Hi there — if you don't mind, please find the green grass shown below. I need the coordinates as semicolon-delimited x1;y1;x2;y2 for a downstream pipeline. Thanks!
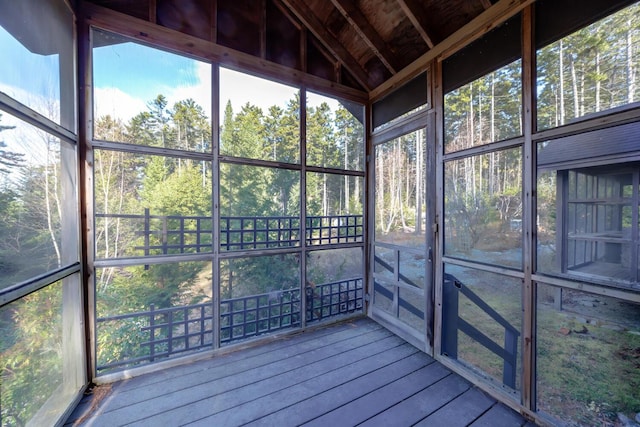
537;305;640;426
446;274;640;427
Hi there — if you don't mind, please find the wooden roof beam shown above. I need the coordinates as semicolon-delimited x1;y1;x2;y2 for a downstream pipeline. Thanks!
396;0;435;49
371;0;534;101
279;0;372;91
81;2;368;103
330;0;399;74
480;0;493;10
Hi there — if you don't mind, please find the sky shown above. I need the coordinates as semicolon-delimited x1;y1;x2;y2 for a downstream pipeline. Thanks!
92;30;340;124
0;25;346;169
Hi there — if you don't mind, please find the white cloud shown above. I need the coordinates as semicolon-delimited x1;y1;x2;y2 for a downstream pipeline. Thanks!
219;67;298;114
94;62;213;123
93;87;147;124
0;83;60;124
166;61;212;118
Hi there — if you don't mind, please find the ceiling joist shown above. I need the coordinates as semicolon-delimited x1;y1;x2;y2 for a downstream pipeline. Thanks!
81;2;368;103
279;0;372;91
371;0;534;101
396;0;435;49
330;0;399;75
480;0;493;10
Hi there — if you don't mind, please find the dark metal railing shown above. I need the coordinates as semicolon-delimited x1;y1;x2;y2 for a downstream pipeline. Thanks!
95;301;214;371
372;254;424;319
96;278;363;372
96;210;363;255
306;215;364;246
441;273;520;389
220;216;300;251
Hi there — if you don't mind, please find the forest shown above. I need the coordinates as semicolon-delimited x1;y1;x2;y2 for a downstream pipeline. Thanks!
444;3;640;267
1;4;639;424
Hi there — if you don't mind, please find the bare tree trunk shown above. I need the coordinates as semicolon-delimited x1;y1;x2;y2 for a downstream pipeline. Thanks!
45;136;61;267
570;57;580;119
415;128;423;234
628;20;636;104
377;149;385;232
490;72;496;196
344;132;349;214
177;125;182;174
322;172;328;216
478;86;483;192
354;171;360;212
595;49;601;111
469;82;475;147
490;73;495;143
579;65;585;116
559;40;565;125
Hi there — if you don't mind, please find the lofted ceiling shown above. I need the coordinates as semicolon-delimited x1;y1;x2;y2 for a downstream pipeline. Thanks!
83;0;498;95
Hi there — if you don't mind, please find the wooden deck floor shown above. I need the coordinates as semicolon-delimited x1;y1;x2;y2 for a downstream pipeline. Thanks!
66;318;531;427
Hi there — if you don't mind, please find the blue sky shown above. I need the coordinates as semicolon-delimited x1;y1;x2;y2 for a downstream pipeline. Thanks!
92;30;336;123
1;25;343;130
0;26;61;120
93;41;203;104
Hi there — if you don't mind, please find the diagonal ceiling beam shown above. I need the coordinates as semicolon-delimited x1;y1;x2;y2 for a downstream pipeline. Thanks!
396;0;434;49
371;0;534;100
330;0;399;74
279;0;372;90
480;0;493;9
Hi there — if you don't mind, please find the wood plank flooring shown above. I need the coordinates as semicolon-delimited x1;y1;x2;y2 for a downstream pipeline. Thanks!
66;318;531;427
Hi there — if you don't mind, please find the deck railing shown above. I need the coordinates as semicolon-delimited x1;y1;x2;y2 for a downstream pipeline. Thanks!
441;273;520;389
95;210;363;256
372;254;424;319
96;278;363;372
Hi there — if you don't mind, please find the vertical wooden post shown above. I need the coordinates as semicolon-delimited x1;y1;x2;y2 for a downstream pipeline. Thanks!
196;217;202;252
300;88;308;329
162;216;168;254
631;171;640;282
212;55;220;348
555;170;566;310
503;328;518;389
521;4;536;411
393;248;400;318
167;309;173;356
149;304;156;362
180;217;185;253
441;277;458;360
184;307;190;350
433;57;445;359
425;66;437;353
78;3;97;381
59;0;86;396
144;208;151;270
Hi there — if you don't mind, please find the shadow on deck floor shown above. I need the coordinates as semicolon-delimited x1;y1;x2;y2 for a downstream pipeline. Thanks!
67;318;533;426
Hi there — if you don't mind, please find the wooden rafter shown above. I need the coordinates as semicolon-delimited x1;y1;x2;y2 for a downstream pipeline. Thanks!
148;0;156;23
372;0;534;100
330;0;399;74
480;0;493;10
81;2;368;103
396;0;435;49
260;0;267;59
279;0;372;90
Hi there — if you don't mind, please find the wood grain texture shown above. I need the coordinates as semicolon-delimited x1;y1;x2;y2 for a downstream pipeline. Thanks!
66;318;527;427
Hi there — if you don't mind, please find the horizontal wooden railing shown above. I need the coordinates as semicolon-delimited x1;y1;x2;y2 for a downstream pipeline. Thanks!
96;278;363;372
95;210;363;255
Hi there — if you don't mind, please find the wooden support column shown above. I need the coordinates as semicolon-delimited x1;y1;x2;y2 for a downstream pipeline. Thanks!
78;3;96;381
432;58;445;358
212;64;221;349
300;87;308;329
521;4;536;412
